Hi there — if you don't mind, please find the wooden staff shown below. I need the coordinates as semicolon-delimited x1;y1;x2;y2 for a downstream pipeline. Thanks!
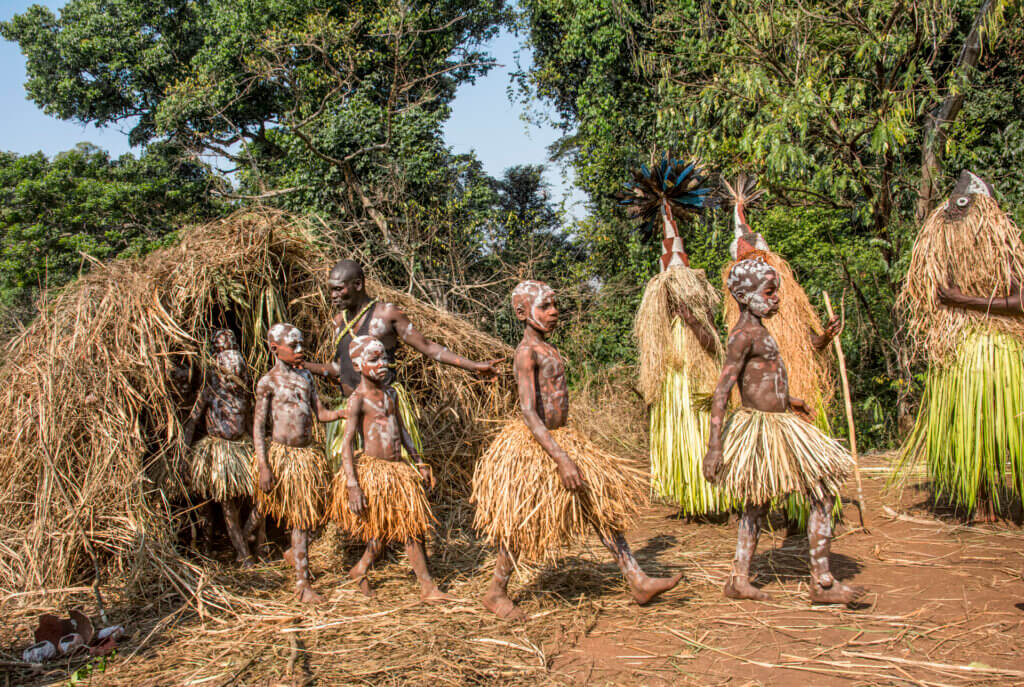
823;291;867;529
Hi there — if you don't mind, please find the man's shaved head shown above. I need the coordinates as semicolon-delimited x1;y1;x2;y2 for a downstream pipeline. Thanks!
329;259;364;285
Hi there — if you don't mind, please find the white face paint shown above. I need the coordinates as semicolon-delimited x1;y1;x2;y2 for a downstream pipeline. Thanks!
727;259;778;316
350;335;388;379
512;280;556;331
216;349;246;378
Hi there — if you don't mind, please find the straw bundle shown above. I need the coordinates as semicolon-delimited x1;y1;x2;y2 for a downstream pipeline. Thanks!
634;266;722;405
190;435;254;502
471;421;646;563
327;452;434;543
723;252;835;417
898;194;1024;365
720;409;852;505
252;442;330;530
0;208;514;595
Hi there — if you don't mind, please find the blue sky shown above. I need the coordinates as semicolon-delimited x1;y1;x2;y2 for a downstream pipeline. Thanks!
0;2;583;213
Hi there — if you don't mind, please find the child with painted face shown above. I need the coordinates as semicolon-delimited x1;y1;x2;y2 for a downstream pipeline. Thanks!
183;329;265;566
254;323;346;604
471;281;683;621
704;258;865;605
326;335;454;602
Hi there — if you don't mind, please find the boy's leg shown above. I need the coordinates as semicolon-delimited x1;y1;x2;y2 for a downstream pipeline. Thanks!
725;503;770;600
284;528;323;604
348;539;382;598
594;527;683;605
404;538;456;602
808;494;866;604
482;546;526;621
222;498;254;565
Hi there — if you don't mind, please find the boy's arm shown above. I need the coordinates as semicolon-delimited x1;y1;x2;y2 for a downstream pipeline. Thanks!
515;346;583;491
703;330;751;482
181;385;210;446
253;377;274;493
390;306;501;378
341;395;367;515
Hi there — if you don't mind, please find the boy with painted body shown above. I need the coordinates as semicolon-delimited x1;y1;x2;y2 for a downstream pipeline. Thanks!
704;259;864;604
254;323;346;603
327;335;454;601
472;281;683;620
183;329;265;565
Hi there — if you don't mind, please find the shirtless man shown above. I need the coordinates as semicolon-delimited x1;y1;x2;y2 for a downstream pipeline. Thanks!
704;259;864;604
183;329;264;565
330;335;454;602
473;281;683;620
255;323;346;603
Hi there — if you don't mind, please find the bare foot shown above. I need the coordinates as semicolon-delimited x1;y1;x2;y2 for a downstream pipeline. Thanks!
482;592;527;621
420;586;458;603
297;584;324;604
283;547;295;567
810;581;865;605
724;576;771;601
349;569;375;598
630;572;685;605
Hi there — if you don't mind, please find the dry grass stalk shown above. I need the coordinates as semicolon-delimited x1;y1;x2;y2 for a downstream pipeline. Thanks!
252;443;331;531
723;251;836;414
0;208;514;598
898;194;1024;365
634;266;722;405
720;409;853;504
189;435;255;502
327;452;435;543
471;421;646;563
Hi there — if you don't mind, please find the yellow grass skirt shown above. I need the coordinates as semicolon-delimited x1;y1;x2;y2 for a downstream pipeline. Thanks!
190;435;255;501
471;421;646;563
327;452;434;543
721;409;852;505
252;442;330;530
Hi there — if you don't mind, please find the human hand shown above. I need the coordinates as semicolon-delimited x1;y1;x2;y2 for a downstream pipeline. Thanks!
823;315;842;339
557;457;584;492
703;448;724;483
258;464;275;493
937;282;963;305
347;483;367;515
418;464;436;489
789;397;811;416
474;359;502;379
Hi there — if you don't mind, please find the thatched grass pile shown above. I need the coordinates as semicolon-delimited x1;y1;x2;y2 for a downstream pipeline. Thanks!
0;208;514;598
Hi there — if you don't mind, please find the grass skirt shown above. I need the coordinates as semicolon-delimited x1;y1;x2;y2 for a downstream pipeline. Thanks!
327;452;434;543
325;383;422;470
897;330;1024;513
722;409;852;505
252;442;330;530
471;421;646;563
190;435;255;501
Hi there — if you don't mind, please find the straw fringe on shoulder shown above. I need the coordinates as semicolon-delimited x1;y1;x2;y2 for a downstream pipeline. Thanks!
190;435;254;502
471;421;646;563
252;442;330;530
327;451;434;543
721;409;852;505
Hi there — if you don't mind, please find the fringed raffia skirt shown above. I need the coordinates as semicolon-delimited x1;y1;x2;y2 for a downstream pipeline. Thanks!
325;383;423;470
252;442;331;530
327;452;434;543
190;435;255;502
471;421;646;563
721;409;852;505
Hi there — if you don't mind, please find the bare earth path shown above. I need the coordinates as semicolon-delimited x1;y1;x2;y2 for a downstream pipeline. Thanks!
3;453;1023;685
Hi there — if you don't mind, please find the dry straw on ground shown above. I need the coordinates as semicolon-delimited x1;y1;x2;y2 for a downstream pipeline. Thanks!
327;452;435;543
634;266;722;405
723;251;836;415
0;208;514;601
898;194;1024;364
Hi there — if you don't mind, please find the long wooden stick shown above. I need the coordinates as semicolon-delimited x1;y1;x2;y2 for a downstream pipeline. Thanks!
823;291;867;528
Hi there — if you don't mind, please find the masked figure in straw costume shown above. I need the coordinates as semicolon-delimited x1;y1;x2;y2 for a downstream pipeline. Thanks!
721;175;843;527
472;280;684;621
897;170;1024;521
183;329;265;565
616;157;726;516
704;258;864;604
304;260;501;469
327;335;455;602
254;323;347;603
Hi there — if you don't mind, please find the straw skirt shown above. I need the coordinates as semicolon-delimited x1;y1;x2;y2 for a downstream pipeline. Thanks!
190;435;255;501
252;442;331;530
721;408;852;505
471;421;646;563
